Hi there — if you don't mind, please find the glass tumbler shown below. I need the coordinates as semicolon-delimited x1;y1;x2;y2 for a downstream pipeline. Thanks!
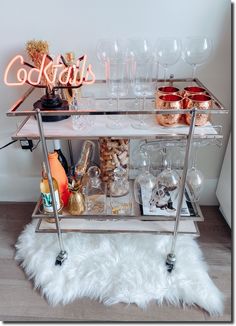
71;95;96;130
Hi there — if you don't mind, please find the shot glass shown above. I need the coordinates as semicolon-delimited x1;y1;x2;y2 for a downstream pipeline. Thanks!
110;191;132;216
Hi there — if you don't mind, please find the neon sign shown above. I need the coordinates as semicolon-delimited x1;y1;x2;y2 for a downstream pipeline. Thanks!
4;54;96;88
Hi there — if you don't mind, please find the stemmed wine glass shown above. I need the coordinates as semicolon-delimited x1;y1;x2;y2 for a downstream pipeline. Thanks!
149;145;180;212
97;39;129;128
133;149;156;206
128;39;157;129
155;37;182;83
182;36;212;79
186;143;205;202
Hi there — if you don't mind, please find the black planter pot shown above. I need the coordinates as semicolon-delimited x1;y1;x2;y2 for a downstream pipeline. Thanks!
33;95;70;122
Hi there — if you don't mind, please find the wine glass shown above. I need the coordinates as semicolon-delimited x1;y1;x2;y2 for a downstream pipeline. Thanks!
182;36;212;79
97;39;129;129
142;143;164;176
128;39;156;129
105;58;129;129
155;37;182;83
186;143;205;202
97;39;128;63
133;149;156;206
149;146;180;212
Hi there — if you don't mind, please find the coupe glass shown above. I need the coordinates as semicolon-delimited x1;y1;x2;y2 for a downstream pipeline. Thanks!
182;37;212;79
155;37;181;82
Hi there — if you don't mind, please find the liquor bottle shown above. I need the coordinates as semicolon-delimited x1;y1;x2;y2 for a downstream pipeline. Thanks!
48;152;70;207
40;162;61;222
53;140;69;175
62;52;81;105
75;140;95;180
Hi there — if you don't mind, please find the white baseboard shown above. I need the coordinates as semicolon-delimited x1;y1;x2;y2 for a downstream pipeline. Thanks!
198;178;219;205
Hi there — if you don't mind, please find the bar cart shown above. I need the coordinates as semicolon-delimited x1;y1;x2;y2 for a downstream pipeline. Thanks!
7;78;227;271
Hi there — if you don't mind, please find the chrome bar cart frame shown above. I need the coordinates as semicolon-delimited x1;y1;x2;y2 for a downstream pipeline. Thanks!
6;78;228;269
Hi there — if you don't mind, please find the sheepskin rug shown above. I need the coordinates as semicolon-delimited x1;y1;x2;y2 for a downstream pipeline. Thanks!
15;220;224;316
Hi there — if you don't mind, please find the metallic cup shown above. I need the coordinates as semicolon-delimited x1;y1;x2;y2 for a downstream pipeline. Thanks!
182;86;206;109
186;94;212;126
156;86;180;109
156;94;183;127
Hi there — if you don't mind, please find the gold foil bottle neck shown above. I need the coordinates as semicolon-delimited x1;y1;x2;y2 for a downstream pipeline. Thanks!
65;52;75;63
75;141;95;178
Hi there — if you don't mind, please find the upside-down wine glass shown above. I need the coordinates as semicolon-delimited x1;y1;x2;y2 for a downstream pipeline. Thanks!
186;143;205;202
182;36;212;80
149;145;180;212
155;37;182;83
133;149;156;206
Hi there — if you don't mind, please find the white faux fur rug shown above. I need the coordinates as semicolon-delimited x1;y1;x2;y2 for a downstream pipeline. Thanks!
15;220;224;316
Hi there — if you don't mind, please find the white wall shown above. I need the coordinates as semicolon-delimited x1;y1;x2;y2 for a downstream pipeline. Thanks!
0;0;231;203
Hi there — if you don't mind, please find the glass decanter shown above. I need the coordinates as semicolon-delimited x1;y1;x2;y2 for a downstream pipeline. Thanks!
85;166;107;215
109;166;129;197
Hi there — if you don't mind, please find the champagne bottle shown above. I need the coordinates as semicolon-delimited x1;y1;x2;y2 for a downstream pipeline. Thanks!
40;162;61;221
62;52;81;105
53;140;69;175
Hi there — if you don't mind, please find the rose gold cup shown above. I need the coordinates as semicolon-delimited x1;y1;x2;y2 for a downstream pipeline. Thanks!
182;86;207;109
156;86;180;108
156;94;183;127
186;94;212;126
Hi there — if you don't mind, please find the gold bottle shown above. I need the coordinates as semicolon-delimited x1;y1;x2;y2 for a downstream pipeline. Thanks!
40;162;62;222
62;51;81;104
75;140;95;180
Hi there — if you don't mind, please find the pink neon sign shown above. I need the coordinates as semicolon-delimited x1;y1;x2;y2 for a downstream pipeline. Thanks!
4;54;96;88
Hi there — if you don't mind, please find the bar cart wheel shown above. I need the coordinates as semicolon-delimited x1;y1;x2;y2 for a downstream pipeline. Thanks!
55;250;68;266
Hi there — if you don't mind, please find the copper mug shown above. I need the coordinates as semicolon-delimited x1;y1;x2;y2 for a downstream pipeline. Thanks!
185;94;212;126
156;94;183;127
156;86;180;109
182;86;206;109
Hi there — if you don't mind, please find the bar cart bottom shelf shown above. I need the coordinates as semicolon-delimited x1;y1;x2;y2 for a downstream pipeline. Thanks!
36;218;199;235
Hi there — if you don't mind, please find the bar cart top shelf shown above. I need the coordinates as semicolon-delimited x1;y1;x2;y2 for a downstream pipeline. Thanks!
8;78;227;141
7;78;227;117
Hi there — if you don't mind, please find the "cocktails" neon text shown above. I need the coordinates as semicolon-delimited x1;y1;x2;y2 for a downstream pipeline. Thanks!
4;54;96;88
